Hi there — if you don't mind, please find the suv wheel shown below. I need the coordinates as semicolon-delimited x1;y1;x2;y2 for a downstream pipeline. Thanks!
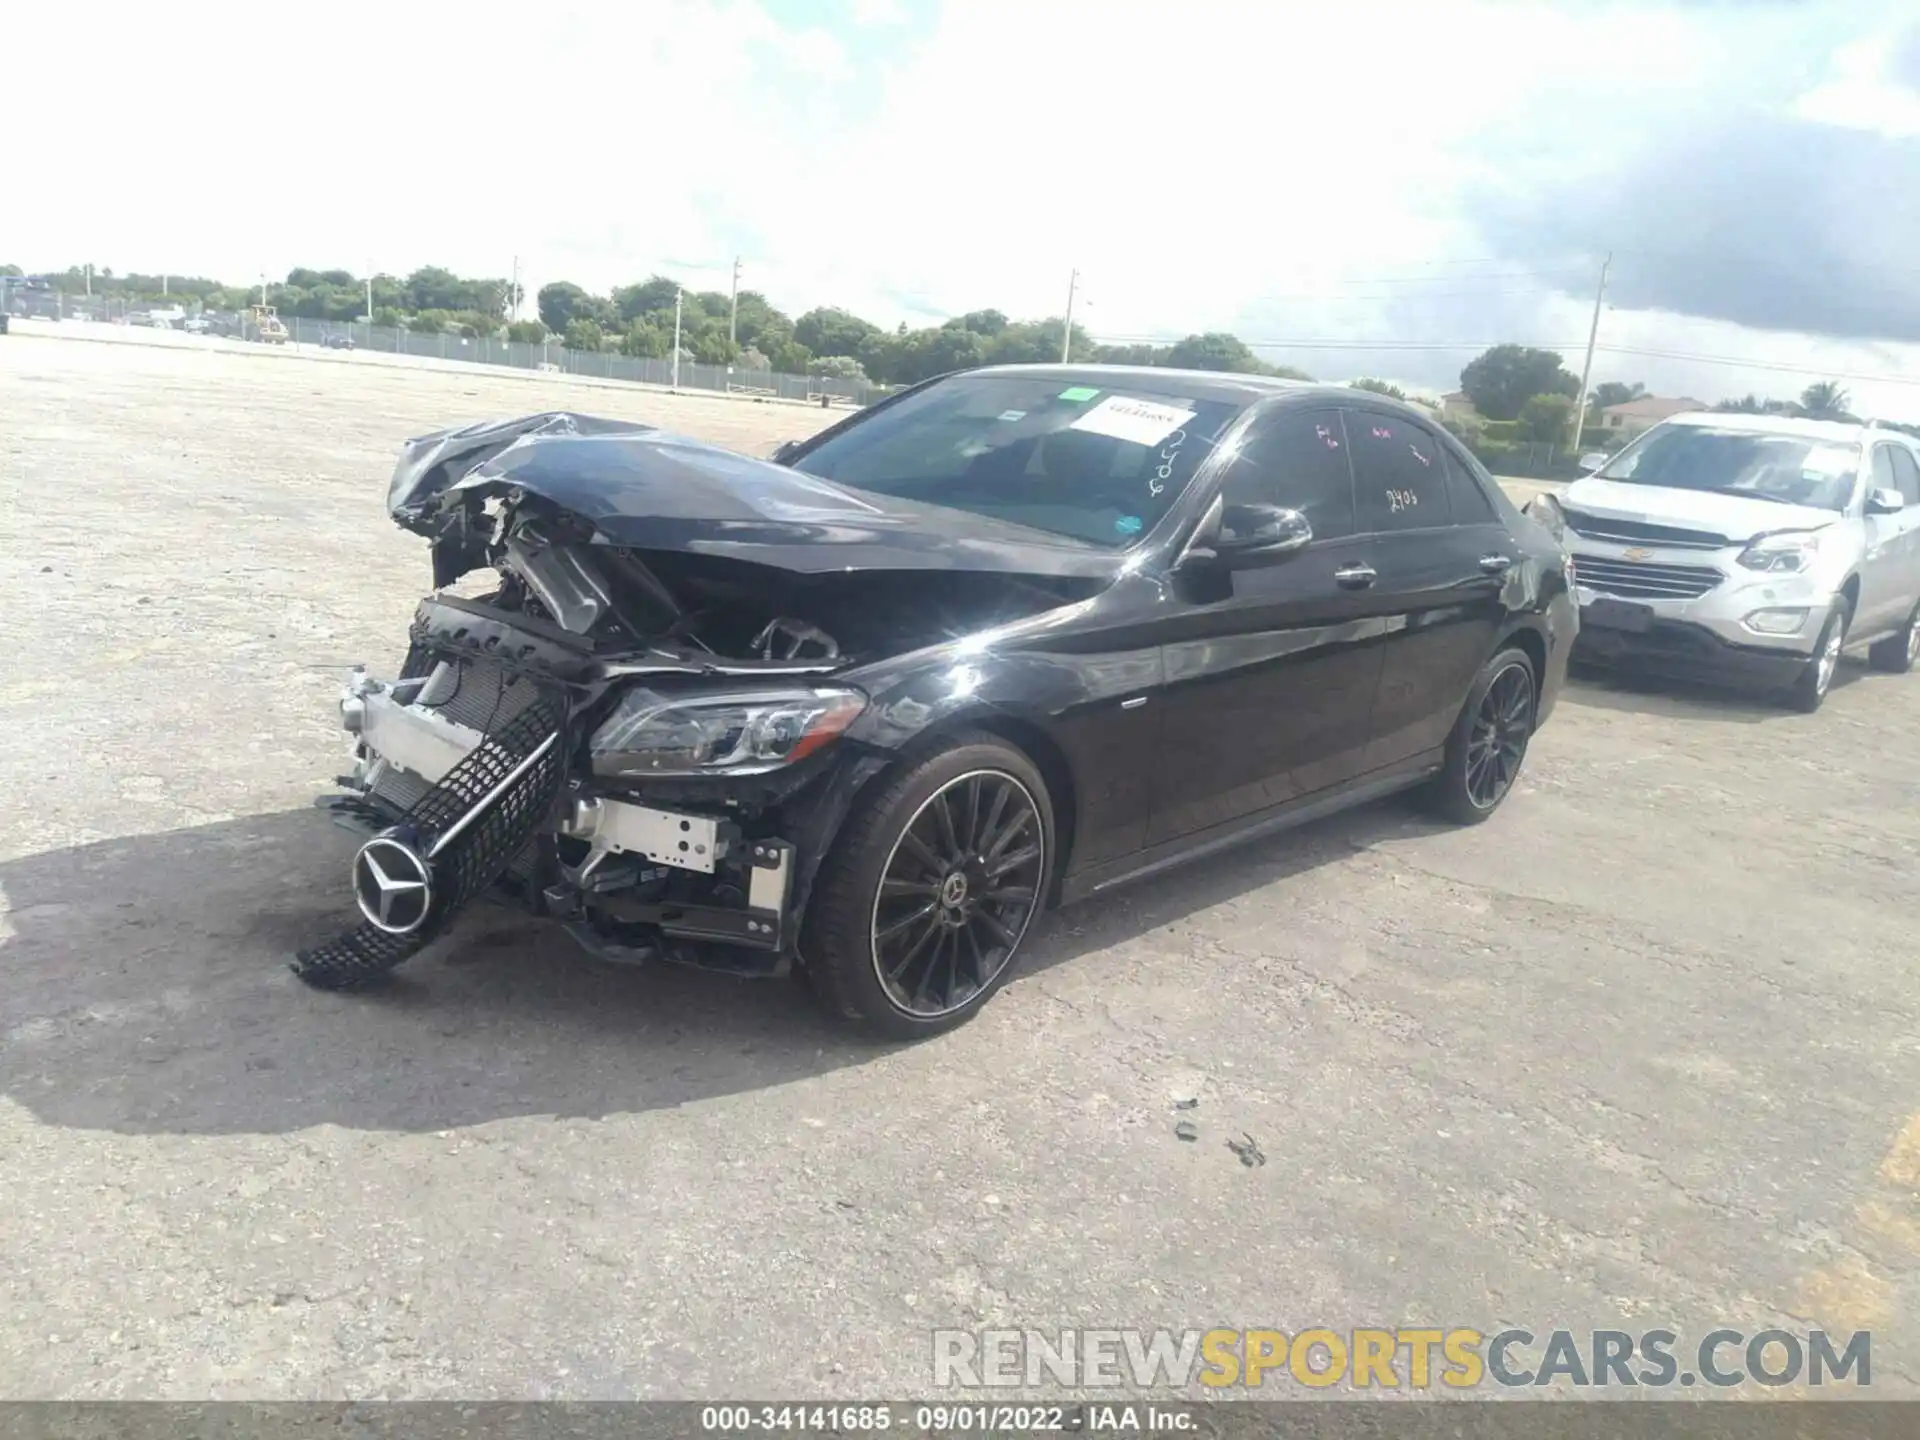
1787;602;1848;712
801;733;1053;1040
1422;646;1537;825
1868;601;1920;675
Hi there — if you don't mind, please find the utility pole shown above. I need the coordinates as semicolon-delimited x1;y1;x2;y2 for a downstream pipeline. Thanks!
672;287;684;390
365;259;374;323
1060;269;1079;363
84;263;91;297
728;256;742;349
162;274;168;297
510;255;521;323
1568;251;1611;454
259;274;268;308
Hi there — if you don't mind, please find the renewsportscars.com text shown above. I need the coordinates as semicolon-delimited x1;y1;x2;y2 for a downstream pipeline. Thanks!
932;1327;1871;1390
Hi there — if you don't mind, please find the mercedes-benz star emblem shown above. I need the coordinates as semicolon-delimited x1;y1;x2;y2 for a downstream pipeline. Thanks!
353;833;434;936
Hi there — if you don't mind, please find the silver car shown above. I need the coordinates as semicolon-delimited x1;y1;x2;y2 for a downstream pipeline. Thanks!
1526;412;1920;711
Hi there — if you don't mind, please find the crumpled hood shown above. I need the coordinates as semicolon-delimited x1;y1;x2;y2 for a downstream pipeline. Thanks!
388;410;1128;580
1562;477;1837;543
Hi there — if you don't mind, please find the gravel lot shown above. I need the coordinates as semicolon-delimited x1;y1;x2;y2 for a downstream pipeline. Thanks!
4;332;1919;1401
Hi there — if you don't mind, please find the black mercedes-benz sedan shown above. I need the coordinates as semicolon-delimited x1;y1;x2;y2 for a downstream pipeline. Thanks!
302;364;1575;1037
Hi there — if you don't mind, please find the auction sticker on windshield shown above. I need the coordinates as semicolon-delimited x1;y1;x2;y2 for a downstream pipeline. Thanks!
1069;395;1196;447
1800;446;1856;475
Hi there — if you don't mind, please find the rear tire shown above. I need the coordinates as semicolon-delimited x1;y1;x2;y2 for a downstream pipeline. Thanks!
1421;647;1538;825
1787;602;1847;712
1868;601;1920;674
801;733;1054;1041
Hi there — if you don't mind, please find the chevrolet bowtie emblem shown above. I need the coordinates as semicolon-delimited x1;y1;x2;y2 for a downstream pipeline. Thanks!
1621;547;1654;561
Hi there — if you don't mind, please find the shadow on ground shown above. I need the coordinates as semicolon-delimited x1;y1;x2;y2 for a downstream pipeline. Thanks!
0;796;1430;1139
1559;656;1875;722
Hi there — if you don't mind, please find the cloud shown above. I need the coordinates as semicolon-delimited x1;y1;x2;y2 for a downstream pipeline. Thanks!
8;0;1920;416
1470;112;1920;344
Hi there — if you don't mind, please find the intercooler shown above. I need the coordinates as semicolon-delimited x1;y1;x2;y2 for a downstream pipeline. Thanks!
366;650;548;816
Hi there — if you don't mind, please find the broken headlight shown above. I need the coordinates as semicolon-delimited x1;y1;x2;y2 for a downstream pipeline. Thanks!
589;686;867;778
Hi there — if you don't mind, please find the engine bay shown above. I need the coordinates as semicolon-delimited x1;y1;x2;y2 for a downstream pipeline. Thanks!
460;492;1101;670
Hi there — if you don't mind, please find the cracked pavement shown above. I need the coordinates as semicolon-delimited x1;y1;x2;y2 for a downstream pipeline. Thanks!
4;334;1920;1399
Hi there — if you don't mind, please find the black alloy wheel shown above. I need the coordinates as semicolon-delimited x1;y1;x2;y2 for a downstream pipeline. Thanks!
1464;660;1535;811
1423;646;1538;825
870;770;1045;1019
801;732;1055;1039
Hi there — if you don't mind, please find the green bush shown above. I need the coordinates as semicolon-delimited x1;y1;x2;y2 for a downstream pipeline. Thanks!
1480;419;1520;443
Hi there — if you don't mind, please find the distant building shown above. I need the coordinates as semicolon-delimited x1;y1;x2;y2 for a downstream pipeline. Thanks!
1441;391;1479;419
1598;395;1706;441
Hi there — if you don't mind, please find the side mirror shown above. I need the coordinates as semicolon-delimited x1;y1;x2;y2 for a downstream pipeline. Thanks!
1579;452;1609;473
1866;487;1906;516
770;439;802;464
1215;503;1313;564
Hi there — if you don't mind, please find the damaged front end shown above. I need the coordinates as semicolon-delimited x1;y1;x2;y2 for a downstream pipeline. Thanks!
296;413;1103;987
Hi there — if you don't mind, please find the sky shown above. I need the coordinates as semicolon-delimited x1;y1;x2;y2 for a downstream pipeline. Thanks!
7;0;1920;416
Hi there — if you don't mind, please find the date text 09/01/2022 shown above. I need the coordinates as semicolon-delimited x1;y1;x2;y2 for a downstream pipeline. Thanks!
698;1404;1196;1433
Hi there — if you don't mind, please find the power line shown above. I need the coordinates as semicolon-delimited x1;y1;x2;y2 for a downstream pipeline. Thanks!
1241;269;1591;295
1609;245;1920;283
1594;342;1920;387
1230;285;1579;302
1085;331;1920;387
1089;335;1584;351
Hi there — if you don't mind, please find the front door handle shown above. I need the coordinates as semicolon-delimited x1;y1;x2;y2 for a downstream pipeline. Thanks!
1334;564;1377;590
1479;554;1513;574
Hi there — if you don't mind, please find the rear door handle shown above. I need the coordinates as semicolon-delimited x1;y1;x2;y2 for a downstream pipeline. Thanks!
1479;554;1513;574
1334;564;1377;590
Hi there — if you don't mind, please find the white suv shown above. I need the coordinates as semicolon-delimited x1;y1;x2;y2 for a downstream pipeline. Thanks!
1526;412;1920;711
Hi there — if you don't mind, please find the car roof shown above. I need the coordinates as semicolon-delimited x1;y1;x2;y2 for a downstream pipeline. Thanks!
1658;411;1888;447
962;363;1322;406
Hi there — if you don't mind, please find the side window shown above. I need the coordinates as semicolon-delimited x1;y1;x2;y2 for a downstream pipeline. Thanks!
1347;410;1452;533
1887;447;1920;506
1442;445;1497;523
1871;445;1899;496
1221;408;1355;541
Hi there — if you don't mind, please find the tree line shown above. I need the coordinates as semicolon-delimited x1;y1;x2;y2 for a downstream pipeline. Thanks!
3;260;1313;387
5;262;1875;430
1443;344;1869;448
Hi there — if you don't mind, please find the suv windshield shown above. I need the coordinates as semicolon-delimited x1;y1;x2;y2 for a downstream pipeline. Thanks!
791;375;1242;547
1596;425;1859;510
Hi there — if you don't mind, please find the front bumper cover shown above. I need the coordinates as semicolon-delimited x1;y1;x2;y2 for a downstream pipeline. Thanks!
1572;615;1810;688
301;654;802;987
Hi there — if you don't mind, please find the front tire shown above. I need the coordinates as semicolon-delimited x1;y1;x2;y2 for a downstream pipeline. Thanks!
1422;646;1537;825
801;733;1054;1040
1868;601;1920;675
1787;602;1848;712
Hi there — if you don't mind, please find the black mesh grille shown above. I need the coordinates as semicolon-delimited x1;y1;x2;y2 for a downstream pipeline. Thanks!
294;693;569;989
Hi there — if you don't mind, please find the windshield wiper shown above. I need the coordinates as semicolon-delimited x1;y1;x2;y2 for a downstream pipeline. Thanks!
1602;478;1802;505
1698;486;1802;505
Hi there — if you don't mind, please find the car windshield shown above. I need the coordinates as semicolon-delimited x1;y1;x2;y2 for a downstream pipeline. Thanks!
790;375;1242;547
1595;425;1859;510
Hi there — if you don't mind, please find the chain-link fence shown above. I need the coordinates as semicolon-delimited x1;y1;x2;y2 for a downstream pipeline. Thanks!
278;315;882;405
7;294;885;408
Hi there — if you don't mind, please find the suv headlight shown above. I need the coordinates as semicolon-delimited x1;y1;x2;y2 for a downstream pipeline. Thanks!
1737;529;1822;573
1524;492;1566;542
589;686;866;777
